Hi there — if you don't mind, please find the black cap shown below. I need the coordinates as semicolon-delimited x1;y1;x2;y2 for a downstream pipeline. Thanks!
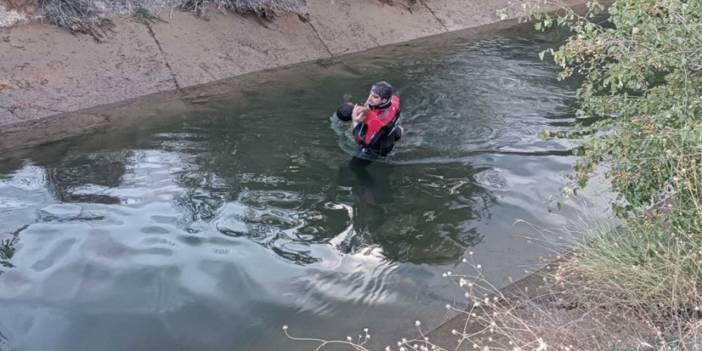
371;81;393;100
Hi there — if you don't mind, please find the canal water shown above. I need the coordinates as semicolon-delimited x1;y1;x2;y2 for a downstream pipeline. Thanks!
0;23;609;350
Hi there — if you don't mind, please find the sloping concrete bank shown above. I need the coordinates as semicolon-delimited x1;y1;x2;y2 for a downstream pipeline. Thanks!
0;0;583;151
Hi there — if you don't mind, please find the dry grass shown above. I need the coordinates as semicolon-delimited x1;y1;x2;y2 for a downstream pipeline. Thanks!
38;0;114;41
448;250;702;351
179;0;306;18
32;0;308;40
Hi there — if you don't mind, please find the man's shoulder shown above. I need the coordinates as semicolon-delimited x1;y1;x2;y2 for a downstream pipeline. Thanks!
391;95;400;107
389;95;400;111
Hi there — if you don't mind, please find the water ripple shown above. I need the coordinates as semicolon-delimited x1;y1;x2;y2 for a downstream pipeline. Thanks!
0;25;614;351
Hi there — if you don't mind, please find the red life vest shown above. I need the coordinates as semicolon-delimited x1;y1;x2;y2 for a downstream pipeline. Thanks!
354;95;400;146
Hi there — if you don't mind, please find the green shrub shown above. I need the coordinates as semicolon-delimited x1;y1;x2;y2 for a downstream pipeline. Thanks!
546;0;702;217
530;0;702;332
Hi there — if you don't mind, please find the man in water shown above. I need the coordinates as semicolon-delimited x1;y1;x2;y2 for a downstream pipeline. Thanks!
335;81;403;166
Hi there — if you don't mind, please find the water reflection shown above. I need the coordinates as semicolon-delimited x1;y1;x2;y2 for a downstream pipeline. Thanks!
45;152;129;204
338;161;491;263
0;237;17;270
0;23;613;351
169;109;498;265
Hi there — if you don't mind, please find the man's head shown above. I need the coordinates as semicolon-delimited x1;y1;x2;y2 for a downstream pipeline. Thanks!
367;81;393;107
335;103;354;121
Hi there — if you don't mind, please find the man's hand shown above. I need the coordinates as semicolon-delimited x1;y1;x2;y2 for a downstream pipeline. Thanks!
352;104;369;123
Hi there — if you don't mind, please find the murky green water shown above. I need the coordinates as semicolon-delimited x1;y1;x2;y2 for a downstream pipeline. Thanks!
0;24;609;351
